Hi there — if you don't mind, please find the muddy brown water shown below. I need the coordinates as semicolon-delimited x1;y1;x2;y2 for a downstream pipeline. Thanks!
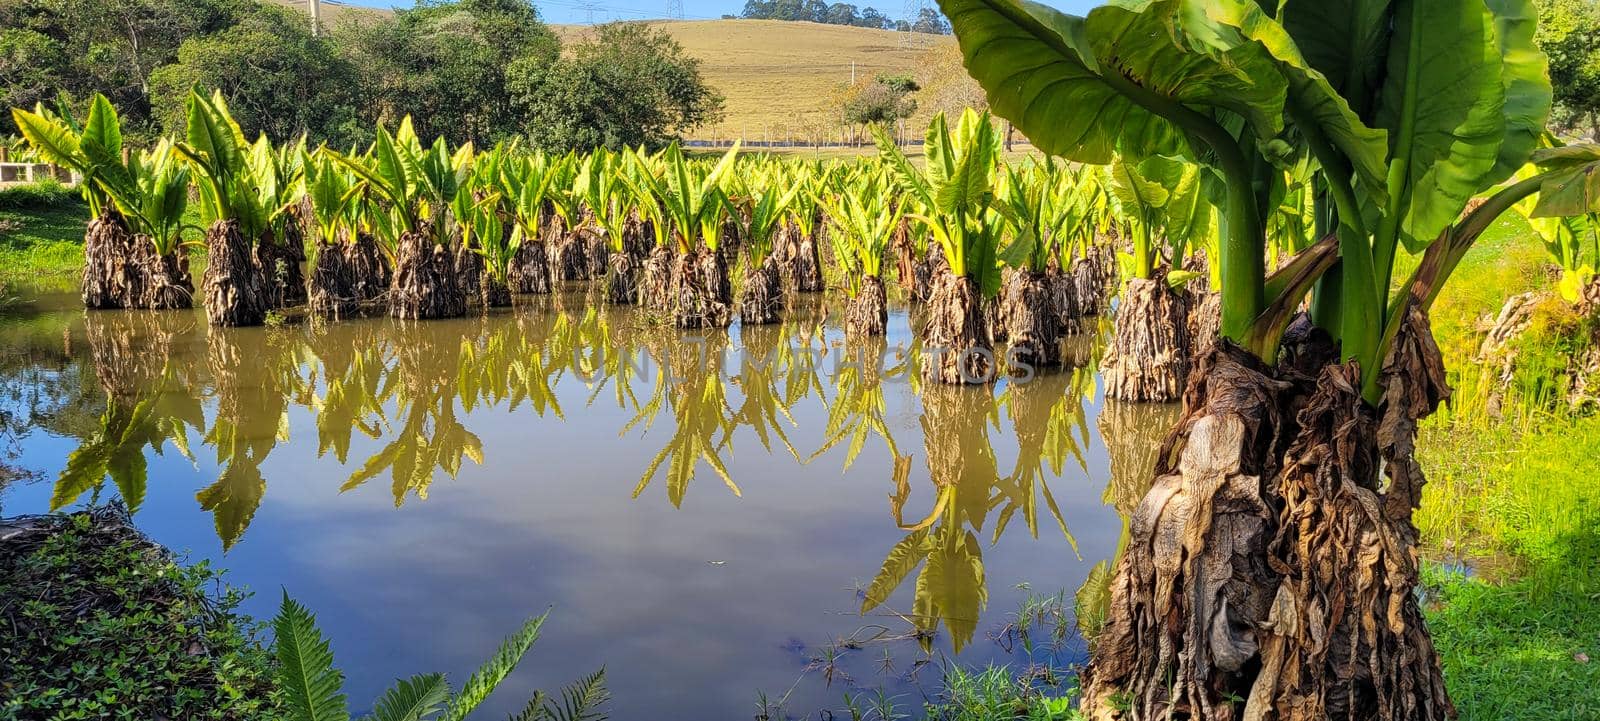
0;288;1180;720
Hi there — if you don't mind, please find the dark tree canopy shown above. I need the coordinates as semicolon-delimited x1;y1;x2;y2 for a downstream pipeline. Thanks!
0;0;721;151
0;0;249;137
509;22;724;152
147;4;362;145
336;0;561;147
738;0;949;32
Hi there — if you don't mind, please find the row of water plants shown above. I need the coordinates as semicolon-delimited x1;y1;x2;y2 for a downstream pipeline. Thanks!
15;90;1334;397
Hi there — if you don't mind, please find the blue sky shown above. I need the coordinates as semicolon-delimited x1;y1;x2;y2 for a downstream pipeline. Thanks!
327;0;1100;29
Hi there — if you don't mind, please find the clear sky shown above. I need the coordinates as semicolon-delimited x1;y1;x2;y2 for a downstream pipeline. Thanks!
326;0;1100;29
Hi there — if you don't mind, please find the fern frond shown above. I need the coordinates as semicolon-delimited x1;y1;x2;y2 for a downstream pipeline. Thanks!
549;668;610;721
506;691;549;721
441;612;550;721
274;591;351;721
364;673;449;721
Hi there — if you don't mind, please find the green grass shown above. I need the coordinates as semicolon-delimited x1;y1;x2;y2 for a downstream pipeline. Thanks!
1411;214;1600;721
0;181;89;290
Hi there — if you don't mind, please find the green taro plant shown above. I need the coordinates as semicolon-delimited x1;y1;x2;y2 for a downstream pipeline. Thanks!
937;0;1600;717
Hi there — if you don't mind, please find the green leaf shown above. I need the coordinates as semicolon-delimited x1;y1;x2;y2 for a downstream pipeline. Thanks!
440;612;549;721
1375;0;1508;248
10;107;84;172
364;674;448;721
273;592;350;721
1483;0;1553;186
937;0;1288;165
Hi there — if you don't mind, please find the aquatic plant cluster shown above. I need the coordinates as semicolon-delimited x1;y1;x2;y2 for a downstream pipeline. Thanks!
14;92;1213;387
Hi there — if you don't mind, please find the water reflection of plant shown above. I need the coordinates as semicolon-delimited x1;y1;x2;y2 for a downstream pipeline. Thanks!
626;330;738;507
861;371;1095;653
54;312;204;514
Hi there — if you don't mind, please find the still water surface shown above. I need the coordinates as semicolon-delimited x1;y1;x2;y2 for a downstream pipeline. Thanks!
0;289;1176;720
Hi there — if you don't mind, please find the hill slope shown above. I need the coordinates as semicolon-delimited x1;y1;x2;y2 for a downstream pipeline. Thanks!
557;20;955;141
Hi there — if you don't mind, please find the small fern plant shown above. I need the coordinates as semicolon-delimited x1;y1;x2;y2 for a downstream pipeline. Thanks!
272;592;608;721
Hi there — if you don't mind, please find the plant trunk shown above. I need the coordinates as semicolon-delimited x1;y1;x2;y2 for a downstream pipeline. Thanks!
921;269;993;384
482;275;512;308
81;212;137;310
738;255;784;325
1188;290;1222;361
673;247;732;329
1102;276;1190;402
548;214;588;282
255;224;307;310
846;275;888;337
509;240;551;295
455;240;485;308
132;240;193;310
624;214;652;262
641;244;675;313
586;228;610;279
201;220;269;327
1046;258;1081;335
999;269;1061;373
1073;251;1109;316
1081;309;1454;721
389;230;466;320
308;239;359;319
347;232;390;302
607;251;640;305
792;228;825;293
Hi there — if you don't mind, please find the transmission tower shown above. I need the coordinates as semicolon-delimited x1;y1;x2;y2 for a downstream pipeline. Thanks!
666;0;684;20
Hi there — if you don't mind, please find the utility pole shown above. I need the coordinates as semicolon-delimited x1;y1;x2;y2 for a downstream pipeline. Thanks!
851;61;856;85
309;0;322;36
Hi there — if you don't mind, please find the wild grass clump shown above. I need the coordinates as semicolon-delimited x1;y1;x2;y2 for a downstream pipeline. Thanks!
921;664;1081;721
0;178;77;212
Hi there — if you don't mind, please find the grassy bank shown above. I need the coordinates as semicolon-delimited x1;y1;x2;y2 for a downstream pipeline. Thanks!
0;181;88;292
1411;218;1600;720
0;505;278;720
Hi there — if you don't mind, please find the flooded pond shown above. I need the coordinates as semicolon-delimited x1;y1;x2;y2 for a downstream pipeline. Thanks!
0;289;1178;720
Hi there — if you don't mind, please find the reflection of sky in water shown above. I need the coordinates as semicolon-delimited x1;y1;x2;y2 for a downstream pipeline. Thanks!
0;293;1172;720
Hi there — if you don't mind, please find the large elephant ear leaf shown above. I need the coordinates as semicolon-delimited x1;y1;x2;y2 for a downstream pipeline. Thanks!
1483;0;1554;186
11;107;83;171
1200;1;1390;202
935;0;1177;164
1528;144;1600;218
1375;0;1509;249
938;0;1292;165
80;94;122;168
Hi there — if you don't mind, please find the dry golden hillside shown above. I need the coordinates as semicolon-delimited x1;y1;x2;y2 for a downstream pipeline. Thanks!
556;20;957;142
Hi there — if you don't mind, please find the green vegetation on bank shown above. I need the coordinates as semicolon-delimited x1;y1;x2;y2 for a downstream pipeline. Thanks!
0;506;278;720
0;179;86;285
1411;219;1600;720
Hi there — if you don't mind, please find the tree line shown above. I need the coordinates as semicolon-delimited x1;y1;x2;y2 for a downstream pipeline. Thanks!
0;0;725;151
735;0;950;33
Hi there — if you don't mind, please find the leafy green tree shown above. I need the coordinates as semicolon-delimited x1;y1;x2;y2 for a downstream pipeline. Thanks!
0;0;247;138
147;4;364;146
509;23;723;152
1535;0;1600;136
335;0;559;147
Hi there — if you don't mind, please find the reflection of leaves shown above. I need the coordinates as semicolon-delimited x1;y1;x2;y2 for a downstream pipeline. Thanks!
913;527;987;653
196;450;266;550
52;384;202;513
1074;559;1115;648
861;528;928;613
630;371;736;507
810;351;898;471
